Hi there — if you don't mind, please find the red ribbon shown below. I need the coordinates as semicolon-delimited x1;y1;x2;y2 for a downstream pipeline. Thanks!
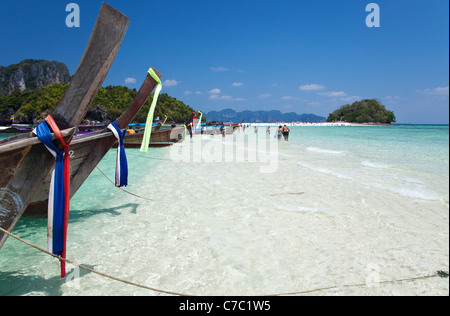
45;115;73;278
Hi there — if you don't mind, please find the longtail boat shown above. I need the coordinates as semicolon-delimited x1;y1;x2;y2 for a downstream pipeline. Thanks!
0;124;35;134
25;67;163;215
196;122;240;135
113;126;185;148
0;3;130;248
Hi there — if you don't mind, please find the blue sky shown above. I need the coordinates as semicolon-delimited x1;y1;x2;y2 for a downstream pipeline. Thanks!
0;0;448;123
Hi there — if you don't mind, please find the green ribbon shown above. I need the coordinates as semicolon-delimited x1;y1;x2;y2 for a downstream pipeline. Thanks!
196;111;203;131
140;68;162;153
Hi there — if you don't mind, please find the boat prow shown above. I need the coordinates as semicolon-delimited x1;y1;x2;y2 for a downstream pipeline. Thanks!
0;2;130;248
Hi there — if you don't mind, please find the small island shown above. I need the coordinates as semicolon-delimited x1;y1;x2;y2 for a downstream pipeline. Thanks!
327;99;396;124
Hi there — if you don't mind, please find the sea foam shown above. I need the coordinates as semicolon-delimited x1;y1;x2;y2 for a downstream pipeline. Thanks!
297;161;352;179
361;160;390;169
306;147;343;155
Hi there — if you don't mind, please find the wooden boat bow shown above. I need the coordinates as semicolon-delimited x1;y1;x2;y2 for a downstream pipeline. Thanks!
0;3;130;248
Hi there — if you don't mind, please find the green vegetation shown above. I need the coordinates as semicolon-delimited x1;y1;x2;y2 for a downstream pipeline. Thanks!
327;99;396;124
0;83;201;124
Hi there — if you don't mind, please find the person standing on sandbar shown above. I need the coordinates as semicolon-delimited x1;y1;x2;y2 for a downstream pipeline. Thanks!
283;125;290;141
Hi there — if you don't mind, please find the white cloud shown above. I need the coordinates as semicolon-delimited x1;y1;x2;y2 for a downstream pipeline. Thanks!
124;77;136;84
339;95;360;102
258;94;272;99
195;91;203;95
209;88;222;94
184;90;192;95
299;84;325;91
232;82;243;87
385;95;405;105
282;96;300;100
319;91;347;97
207;87;244;101
210;66;230;72
209;94;244;101
418;86;449;96
163;79;181;87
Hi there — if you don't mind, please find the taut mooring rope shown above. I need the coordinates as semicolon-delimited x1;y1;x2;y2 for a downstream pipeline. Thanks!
96;166;156;201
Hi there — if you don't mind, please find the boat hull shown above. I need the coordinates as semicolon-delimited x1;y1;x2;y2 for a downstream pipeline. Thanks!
195;125;238;135
115;127;185;148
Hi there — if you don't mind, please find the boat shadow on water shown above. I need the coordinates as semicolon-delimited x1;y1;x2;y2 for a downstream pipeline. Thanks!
0;265;96;296
69;202;140;220
23;202;140;220
0;203;139;295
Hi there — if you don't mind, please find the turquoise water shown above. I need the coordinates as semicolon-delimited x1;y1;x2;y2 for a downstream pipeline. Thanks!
0;125;448;296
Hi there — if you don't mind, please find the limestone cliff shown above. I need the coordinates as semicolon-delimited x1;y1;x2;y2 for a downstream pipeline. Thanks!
0;59;71;95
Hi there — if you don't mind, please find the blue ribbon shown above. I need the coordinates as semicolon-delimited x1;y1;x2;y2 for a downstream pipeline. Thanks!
108;121;128;187
35;121;65;256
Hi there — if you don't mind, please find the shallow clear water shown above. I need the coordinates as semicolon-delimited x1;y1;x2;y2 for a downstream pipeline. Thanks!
0;125;448;296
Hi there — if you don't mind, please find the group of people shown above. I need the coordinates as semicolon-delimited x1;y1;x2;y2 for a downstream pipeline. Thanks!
266;125;290;141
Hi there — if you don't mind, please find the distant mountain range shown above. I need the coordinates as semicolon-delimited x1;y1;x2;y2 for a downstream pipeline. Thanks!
206;108;326;123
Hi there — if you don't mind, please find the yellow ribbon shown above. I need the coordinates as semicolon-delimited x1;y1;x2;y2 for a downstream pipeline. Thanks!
196;111;203;131
140;68;162;153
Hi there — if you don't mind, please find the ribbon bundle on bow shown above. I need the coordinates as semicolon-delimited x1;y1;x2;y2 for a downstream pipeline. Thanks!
196;111;203;131
108;121;128;187
140;68;162;153
34;115;72;278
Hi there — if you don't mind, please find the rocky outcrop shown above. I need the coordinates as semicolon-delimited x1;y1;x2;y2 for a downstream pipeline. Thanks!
0;59;71;95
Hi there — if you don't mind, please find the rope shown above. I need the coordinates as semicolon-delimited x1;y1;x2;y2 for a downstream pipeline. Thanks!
126;152;174;161
96;166;156;201
1;226;448;296
268;274;444;296
269;192;304;197
0;226;189;296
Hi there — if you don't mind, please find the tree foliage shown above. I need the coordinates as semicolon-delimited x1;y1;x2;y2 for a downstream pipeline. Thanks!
327;99;396;124
0;83;199;124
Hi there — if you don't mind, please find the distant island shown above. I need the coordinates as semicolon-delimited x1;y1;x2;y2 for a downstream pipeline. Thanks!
0;59;197;125
206;108;326;123
327;99;396;124
0;83;197;125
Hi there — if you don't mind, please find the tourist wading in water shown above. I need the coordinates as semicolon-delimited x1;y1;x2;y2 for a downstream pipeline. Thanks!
283;125;290;141
277;126;283;140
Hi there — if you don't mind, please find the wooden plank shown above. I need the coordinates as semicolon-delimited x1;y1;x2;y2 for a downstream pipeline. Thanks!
0;3;130;248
